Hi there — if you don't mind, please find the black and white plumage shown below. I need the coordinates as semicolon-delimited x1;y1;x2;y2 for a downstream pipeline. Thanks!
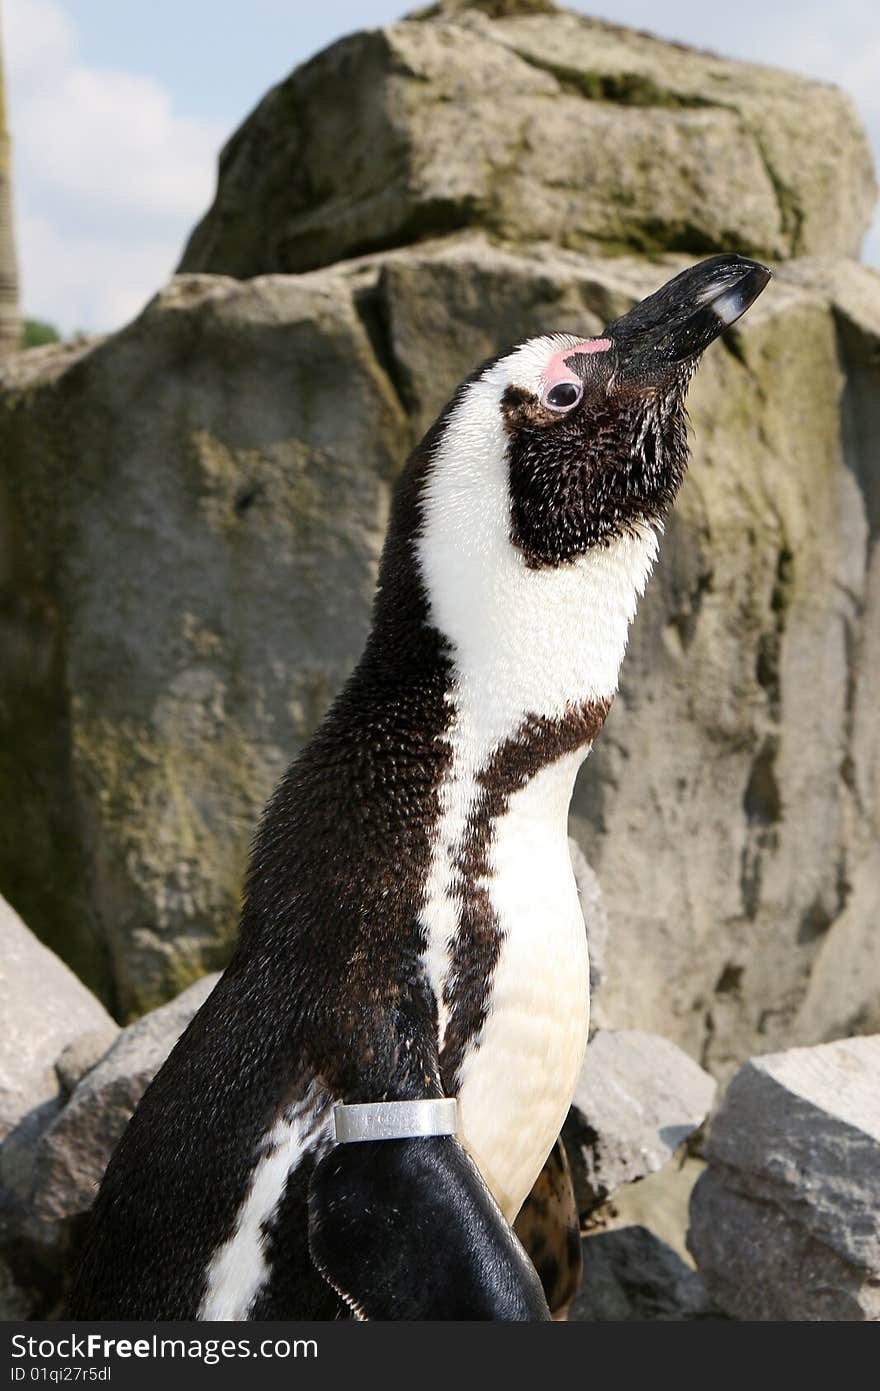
67;254;770;1321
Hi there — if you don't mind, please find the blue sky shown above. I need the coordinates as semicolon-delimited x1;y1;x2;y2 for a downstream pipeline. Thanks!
5;0;879;334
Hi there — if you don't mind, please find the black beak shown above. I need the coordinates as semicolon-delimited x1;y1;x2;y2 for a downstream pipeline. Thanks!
602;254;772;383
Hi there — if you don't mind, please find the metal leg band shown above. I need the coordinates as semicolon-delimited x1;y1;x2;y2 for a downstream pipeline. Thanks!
333;1098;458;1144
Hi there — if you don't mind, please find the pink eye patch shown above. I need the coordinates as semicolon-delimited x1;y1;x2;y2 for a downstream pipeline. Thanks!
542;338;612;389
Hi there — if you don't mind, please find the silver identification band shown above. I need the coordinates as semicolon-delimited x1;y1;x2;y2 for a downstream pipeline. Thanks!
333;1098;458;1144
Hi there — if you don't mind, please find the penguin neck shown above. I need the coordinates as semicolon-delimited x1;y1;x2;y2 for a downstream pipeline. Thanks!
420;520;660;756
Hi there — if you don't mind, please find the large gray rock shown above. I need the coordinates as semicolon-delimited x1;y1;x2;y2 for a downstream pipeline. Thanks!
3;236;880;1076
180;1;875;276
0;899;117;1317
0;273;406;1014
569;837;608;997
0;896;117;1192
0;973;218;1317
563;1028;715;1218
688;1036;880;1320
32;973;220;1223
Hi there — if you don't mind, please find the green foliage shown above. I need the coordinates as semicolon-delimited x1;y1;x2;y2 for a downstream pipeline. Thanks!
20;317;60;348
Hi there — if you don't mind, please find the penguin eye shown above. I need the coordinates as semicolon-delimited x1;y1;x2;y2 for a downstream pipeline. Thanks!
542;380;582;412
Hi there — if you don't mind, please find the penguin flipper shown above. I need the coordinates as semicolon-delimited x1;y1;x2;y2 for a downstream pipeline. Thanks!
308;1135;550;1320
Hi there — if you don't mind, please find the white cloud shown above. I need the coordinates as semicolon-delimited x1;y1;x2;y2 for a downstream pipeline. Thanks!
838;43;880;124
22;64;225;223
17;209;173;335
4;0;227;333
4;0;72;75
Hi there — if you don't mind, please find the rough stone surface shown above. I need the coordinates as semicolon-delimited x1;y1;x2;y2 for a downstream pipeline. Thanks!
793;847;880;1045
32;973;220;1223
0;896;117;1186
0;273;406;1015
571;1225;714;1321
688;1036;880;1321
3;237;880;1076
0;901;115;1318
569;836;608;996
563;1028;715;1218
0;1257;35;1321
569;256;880;1077
180;2;875;277
0;973;218;1317
54;1031;121;1102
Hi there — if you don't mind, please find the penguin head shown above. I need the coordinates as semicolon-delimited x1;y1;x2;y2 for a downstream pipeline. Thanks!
449;253;771;569
377;255;769;712
407;252;769;563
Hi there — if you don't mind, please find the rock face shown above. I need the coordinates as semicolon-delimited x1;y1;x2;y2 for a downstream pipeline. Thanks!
688;1037;880;1321
0;970;218;1317
563;1028;715;1218
0;276;406;1014
180;1;874;276
0;900;118;1318
0;896;117;1186
569;837;608;997
31;974;219;1225
1;1;879;1076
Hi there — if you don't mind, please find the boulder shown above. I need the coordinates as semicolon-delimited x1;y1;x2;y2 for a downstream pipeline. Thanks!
180;1;875;277
0;896;117;1195
32;973;220;1223
563;1028;715;1218
0;973;218;1317
571;1225;714;1321
0;273;407;1014
3;237;880;1075
688;1036;880;1320
0;899;118;1316
569;836;608;996
54;1032;121;1102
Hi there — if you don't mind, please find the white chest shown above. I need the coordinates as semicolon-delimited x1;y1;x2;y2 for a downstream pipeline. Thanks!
423;750;591;1222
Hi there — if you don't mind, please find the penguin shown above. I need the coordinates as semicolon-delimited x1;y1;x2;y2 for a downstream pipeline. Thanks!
67;253;770;1321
